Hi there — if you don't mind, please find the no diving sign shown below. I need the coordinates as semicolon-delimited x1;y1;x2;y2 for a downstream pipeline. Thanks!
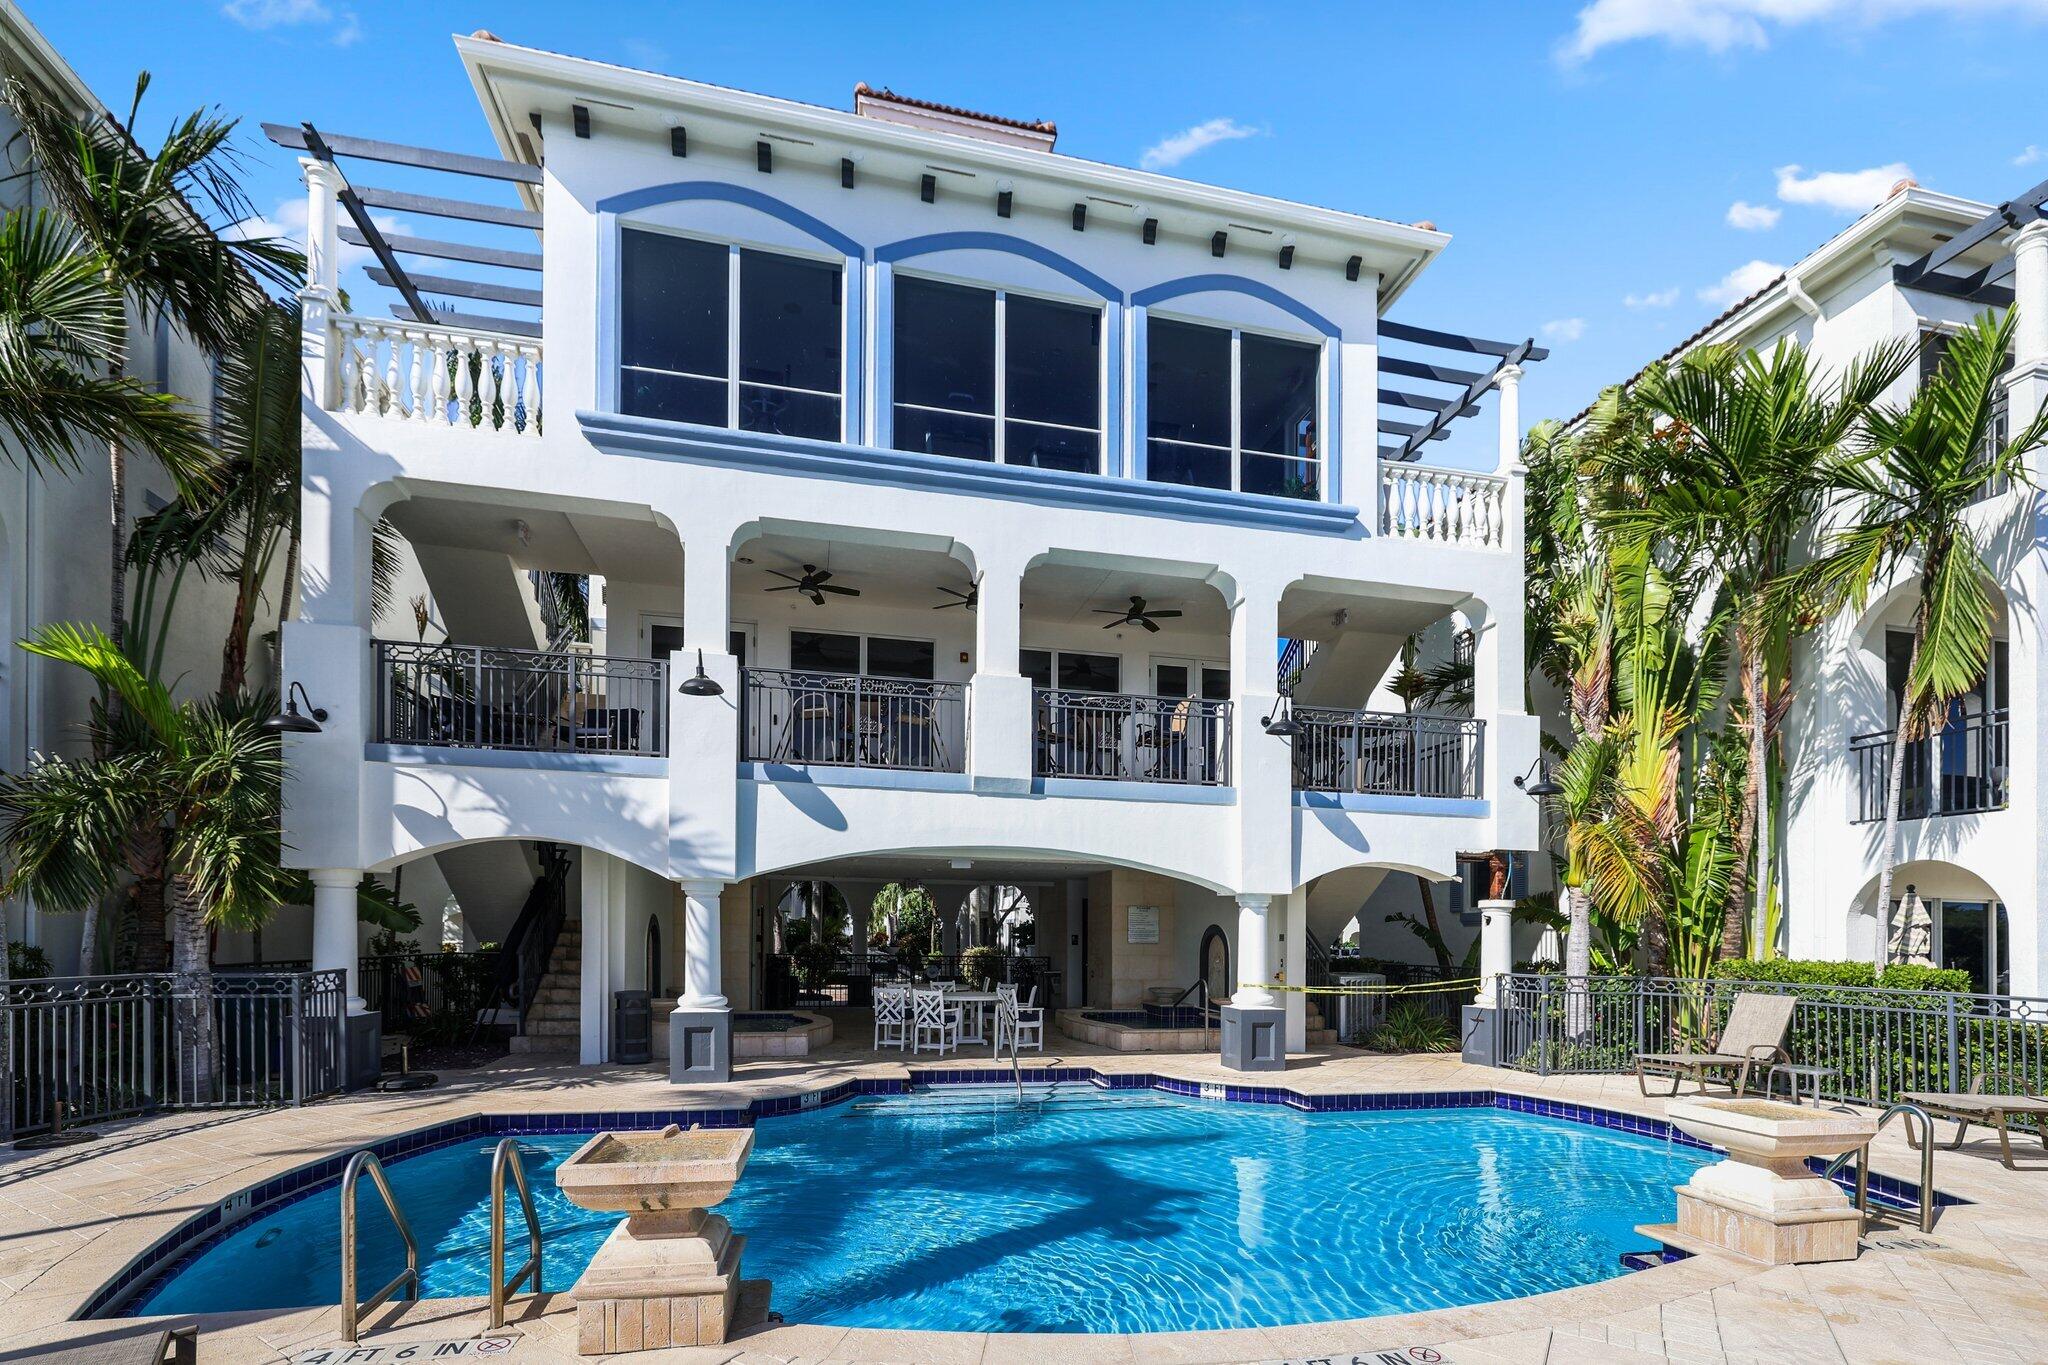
1272;1349;1448;1365
294;1338;518;1363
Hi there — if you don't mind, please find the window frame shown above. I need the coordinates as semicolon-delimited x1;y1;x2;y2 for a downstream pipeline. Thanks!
1020;646;1123;694
788;629;938;680
618;223;847;441
1144;309;1326;499
891;266;1109;472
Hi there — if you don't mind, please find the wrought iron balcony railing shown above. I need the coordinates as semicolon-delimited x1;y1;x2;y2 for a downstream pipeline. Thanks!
1849;710;2009;823
1291;708;1484;798
1034;689;1232;786
741;668;966;773
376;641;669;757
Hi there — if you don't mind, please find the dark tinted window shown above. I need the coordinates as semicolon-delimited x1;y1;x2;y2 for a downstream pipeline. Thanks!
866;637;935;680
894;277;995;415
1147;319;1230;448
621;230;726;380
1240;333;1319;456
739;250;840;393
1019;649;1052;688
1006;294;1099;429
1057;652;1121;693
790;631;860;674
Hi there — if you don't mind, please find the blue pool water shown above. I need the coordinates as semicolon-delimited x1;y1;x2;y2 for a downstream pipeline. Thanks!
134;1090;1706;1332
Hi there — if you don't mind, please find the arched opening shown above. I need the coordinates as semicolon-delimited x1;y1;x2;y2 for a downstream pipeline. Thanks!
1198;923;1231;1004
644;913;663;997
1850;861;2010;993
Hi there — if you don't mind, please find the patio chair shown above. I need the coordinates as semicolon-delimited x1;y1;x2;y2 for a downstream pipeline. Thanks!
873;986;909;1051
1635;991;1796;1097
1899;1070;2048;1170
910;987;960;1056
996;983;1045;1053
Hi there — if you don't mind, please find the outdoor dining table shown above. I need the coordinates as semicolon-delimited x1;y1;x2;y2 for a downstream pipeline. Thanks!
948;989;1000;1046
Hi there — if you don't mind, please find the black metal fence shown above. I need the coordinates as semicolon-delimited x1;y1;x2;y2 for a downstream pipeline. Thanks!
742;669;966;772
1292;710;1484;798
764;952;1057;1008
3;969;347;1138
1035;690;1232;785
359;951;501;1028
1497;973;2048;1106
377;640;669;757
1849;710;2009;822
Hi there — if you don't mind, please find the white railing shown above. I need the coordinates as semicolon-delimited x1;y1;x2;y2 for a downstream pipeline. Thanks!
1379;465;1509;548
331;315;541;436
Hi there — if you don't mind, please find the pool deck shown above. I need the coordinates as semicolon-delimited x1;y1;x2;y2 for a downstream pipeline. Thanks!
1;1026;2045;1364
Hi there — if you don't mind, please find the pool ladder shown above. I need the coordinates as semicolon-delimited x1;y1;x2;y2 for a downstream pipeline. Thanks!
340;1150;419;1342
1822;1101;1937;1233
338;1140;545;1343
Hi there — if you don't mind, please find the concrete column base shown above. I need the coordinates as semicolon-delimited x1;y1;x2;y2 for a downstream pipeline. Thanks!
1460;1005;1499;1067
344;1012;382;1091
573;1213;749;1353
669;1007;732;1083
1220;1004;1285;1071
1674;1188;1862;1265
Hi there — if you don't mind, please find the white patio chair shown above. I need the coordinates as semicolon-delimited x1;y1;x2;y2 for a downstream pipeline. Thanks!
911;987;959;1055
995;984;1045;1053
873;986;909;1051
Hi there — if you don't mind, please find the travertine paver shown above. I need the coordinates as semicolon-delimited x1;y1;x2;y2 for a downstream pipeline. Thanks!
0;1028;2043;1363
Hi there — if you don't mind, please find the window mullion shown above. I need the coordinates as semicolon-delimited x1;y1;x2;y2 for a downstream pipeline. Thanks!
995;290;1008;464
726;246;742;430
1230;330;1243;493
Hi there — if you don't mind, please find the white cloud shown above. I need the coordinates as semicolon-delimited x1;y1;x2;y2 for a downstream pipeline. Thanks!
1624;286;1682;308
1560;0;2048;64
1698;259;1786;306
1542;317;1588;343
1726;199;1783;230
1774;161;1912;213
2018;144;2044;166
223;0;360;46
1139;118;1260;172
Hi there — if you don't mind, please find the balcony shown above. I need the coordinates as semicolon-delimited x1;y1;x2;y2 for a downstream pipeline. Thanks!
1034;690;1232;786
332;316;541;437
1849;710;2009;823
740;668;967;773
1292;709;1484;799
375;641;667;756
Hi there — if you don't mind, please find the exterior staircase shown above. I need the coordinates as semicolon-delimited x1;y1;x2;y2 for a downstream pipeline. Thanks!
507;915;581;1054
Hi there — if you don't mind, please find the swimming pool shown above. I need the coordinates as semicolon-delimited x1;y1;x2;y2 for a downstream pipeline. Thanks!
133;1086;1707;1332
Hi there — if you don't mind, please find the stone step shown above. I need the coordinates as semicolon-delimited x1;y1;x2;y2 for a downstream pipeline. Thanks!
507;1033;575;1055
524;1017;580;1037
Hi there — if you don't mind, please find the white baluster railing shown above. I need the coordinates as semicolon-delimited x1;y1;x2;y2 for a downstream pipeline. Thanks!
329;316;542;437
1379;464;1510;549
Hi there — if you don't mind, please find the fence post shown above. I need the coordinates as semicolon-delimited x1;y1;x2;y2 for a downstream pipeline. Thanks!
291;975;306;1108
1633;978;1646;1060
1538;977;1554;1076
1944;993;1960;1091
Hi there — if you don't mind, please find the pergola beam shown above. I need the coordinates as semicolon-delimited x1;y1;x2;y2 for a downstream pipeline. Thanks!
299;125;433;326
368;267;541;309
342;227;543;272
1394;339;1536;461
263;122;542;185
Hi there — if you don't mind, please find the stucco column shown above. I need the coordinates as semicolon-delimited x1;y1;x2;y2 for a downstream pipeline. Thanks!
310;868;365;1014
298;157;341;407
580;851;614;1065
1493;362;1523;476
1475;898;1516;1008
969;550;1033;791
2012;221;2048;373
681;538;732;654
678;879;729;1010
1234;894;1277;1008
1282;889;1307;1051
1231;580;1292;893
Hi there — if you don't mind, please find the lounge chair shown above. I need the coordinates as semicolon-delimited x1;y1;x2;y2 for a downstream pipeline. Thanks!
1635;991;1795;1097
1900;1071;2048;1170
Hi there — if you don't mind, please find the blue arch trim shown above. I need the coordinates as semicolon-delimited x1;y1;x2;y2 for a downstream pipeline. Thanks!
1130;274;1340;338
595;181;865;259
875;232;1121;302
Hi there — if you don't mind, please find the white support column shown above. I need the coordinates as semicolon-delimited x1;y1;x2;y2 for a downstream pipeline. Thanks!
1231;579;1293;895
2006;220;2048;998
2013;221;2048;375
1493;362;1523;476
969;549;1033;791
580;852;614;1065
298;157;342;408
1234;894;1277;1008
1475;899;1516;1008
678;879;729;1010
311;868;365;1014
1282;890;1307;1052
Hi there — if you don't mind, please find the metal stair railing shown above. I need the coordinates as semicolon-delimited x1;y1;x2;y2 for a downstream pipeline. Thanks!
341;1149;420;1341
490;1137;545;1327
1824;1101;1937;1233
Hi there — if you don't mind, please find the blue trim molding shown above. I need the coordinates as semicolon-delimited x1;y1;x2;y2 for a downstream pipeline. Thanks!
877;232;1122;303
578;409;1363;536
367;743;667;779
1131;274;1341;338
595;181;865;258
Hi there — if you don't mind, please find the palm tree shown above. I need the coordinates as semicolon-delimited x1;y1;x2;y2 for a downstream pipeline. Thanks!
1787;310;2046;971
1609;337;1912;960
4;71;299;654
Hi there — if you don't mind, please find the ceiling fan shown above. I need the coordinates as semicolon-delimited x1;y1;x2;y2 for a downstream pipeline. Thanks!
933;581;979;612
766;564;860;607
1095;595;1182;633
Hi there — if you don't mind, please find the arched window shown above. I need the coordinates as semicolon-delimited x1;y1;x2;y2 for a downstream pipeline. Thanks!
645;914;663;997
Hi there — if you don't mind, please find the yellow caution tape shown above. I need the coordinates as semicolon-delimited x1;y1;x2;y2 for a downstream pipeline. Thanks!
1259;977;1481;996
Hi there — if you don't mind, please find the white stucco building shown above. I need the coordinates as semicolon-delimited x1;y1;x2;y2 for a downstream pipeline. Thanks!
1581;177;2048;998
277;33;1547;1068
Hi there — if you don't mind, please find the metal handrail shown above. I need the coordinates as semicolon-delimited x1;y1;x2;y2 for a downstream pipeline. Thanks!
341;1149;420;1341
490;1138;545;1327
1168;977;1217;1025
1824;1101;1937;1233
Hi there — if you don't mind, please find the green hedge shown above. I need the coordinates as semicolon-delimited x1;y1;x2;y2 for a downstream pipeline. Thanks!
1709;958;1973;994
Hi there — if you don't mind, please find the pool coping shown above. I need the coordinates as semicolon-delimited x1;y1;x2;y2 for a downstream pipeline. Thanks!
92;1070;1961;1325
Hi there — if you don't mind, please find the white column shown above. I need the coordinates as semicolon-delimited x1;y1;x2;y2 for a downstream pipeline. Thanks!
580;852;613;1065
969;550;1033;790
1475;898;1516;1008
1493;362;1523;476
311;868;365;1014
678;879;728;1010
298;157;342;409
1234;894;1277;1008
1231;579;1293;894
1282;890;1307;1051
2013;221;2048;372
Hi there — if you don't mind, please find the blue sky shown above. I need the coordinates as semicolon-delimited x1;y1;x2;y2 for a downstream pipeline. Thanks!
28;0;2048;457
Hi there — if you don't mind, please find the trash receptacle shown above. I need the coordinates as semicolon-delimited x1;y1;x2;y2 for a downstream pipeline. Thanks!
612;989;651;1064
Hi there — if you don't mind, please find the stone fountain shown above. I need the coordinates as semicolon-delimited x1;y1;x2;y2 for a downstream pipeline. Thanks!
554;1124;767;1353
1647;1097;1880;1265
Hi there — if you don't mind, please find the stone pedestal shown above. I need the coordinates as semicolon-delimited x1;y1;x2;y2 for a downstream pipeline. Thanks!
669;1007;731;1083
1460;1005;1498;1067
555;1125;767;1354
1652;1098;1879;1266
1220;1004;1285;1071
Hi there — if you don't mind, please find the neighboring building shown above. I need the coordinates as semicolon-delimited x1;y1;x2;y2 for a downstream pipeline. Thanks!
0;0;268;973
277;33;1547;1065
1568;178;2047;996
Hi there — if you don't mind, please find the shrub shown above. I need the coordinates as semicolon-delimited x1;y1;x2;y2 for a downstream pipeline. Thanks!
1709;958;1973;994
1878;963;1975;994
1362;1000;1456;1054
8;941;49;979
791;939;839;992
961;945;1002;990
